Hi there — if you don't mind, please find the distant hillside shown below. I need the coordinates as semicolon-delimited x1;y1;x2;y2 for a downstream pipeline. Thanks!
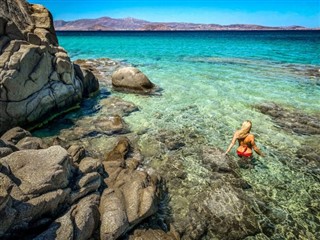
54;17;315;31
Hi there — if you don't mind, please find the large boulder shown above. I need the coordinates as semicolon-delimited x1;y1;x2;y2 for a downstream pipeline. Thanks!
112;67;156;94
0;0;99;134
0;146;73;237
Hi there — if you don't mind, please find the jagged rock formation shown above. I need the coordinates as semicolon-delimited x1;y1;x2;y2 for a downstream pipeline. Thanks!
0;0;99;134
0;127;162;239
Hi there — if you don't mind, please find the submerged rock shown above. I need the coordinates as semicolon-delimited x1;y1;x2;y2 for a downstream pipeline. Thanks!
74;58;125;87
255;102;320;135
138;126;270;239
0;0;99;134
128;228;178;240
112;67;157;94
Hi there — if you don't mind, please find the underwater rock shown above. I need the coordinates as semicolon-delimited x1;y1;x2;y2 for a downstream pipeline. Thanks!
112;67;157;94
128;228;178;240
58;115;129;142
294;138;320;179
0;0;99;134
99;97;139;117
255;102;320;135
139;127;267;239
48;97;137;144
74;58;125;87
191;181;260;239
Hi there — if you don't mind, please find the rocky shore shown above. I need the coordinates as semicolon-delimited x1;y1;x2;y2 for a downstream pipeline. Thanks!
0;0;166;239
0;127;167;239
1;0;320;240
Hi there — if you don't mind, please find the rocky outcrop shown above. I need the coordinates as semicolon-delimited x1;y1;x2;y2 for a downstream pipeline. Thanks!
0;128;163;239
112;67;157;94
100;137;161;239
0;0;99;134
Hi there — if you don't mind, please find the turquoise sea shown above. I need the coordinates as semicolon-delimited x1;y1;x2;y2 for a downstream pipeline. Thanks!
39;31;320;239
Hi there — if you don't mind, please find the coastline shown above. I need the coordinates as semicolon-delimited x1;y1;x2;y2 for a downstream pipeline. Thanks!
1;1;320;239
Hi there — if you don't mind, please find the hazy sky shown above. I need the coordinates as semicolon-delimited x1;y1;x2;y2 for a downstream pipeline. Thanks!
30;0;320;27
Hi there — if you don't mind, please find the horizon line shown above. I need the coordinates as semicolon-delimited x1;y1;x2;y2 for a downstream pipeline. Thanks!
54;16;320;29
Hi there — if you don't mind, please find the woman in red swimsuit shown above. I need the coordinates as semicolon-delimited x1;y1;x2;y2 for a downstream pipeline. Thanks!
225;120;265;158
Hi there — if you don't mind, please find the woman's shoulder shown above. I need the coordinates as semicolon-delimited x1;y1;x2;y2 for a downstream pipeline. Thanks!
247;133;255;139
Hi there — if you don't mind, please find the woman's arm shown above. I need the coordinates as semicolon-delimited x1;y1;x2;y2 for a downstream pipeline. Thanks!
225;132;238;154
251;135;265;157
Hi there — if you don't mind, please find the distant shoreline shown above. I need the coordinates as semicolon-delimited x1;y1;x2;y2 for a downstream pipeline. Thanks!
54;17;319;32
55;29;320;33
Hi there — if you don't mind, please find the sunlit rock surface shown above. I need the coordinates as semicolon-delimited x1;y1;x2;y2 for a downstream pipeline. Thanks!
0;0;99;134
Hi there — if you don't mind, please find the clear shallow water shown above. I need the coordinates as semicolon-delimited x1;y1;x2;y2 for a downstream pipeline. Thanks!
53;31;319;238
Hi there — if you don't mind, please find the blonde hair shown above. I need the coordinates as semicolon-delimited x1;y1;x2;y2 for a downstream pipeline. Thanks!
237;120;252;139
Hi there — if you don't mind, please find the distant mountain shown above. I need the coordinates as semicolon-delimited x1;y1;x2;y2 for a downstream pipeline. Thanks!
54;17;315;31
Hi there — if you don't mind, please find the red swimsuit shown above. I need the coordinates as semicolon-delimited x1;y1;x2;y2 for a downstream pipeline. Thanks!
237;147;252;158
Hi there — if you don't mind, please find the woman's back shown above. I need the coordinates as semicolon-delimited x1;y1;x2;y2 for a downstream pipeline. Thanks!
238;134;253;147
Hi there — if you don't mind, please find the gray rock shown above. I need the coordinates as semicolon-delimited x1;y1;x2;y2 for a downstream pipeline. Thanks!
0;35;10;52
1;127;31;144
68;145;86;163
27;32;41;45
100;138;161;239
0;146;72;197
34;193;100;240
100;188;129;240
74;63;99;97
78;157;103;174
16;136;46;150
70;172;102;203
112;67;156;94
0;0;99;134
0;17;6;35
0;147;13;158
255;102;320;135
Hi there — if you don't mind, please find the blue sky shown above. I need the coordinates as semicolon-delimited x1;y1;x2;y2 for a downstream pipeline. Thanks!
30;0;320;27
